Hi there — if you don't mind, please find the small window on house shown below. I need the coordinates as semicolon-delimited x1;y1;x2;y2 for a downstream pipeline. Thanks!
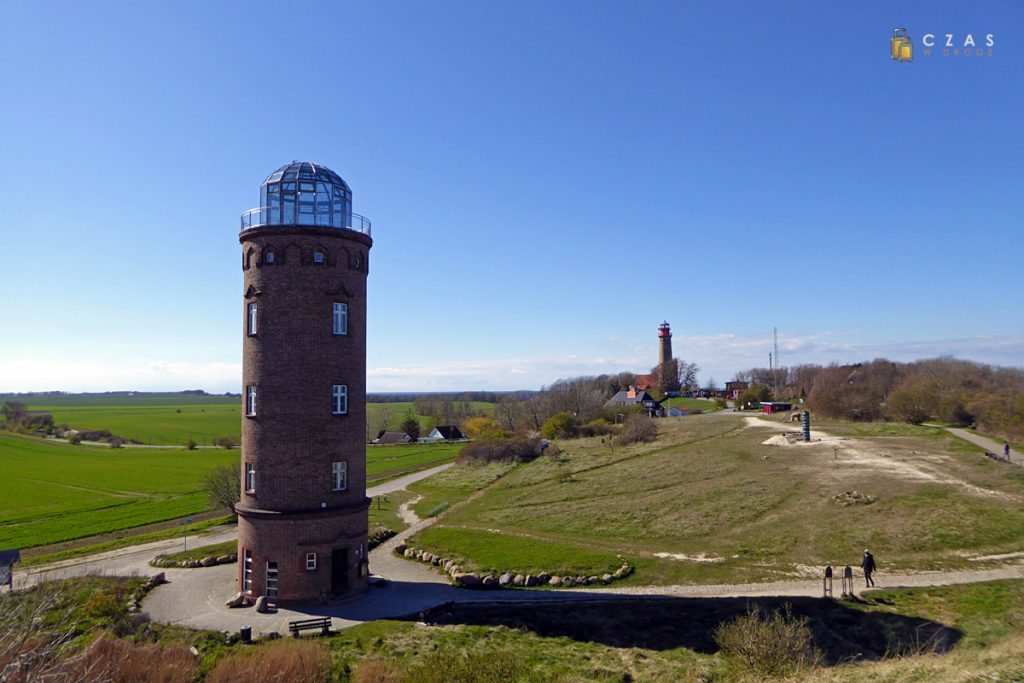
306;553;317;571
243;549;253;592
332;302;348;335
245;463;256;492
313;249;324;264
246;386;256;416
247;303;257;336
332;384;347;415
265;250;275;264
332;460;348;491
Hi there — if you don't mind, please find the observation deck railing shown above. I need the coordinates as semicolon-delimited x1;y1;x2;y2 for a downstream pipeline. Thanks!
241;207;372;237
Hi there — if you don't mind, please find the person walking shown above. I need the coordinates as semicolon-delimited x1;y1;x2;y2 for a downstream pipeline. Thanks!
861;549;876;587
1005;442;1011;462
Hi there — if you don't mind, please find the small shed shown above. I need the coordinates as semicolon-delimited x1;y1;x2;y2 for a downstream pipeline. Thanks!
762;402;793;414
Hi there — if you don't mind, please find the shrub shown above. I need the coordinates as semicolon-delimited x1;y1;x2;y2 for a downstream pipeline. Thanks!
713;397;727;410
405;648;523;683
576;418;616;438
213;436;238;449
207;641;331;683
109;437;125;449
541;412;577;439
185;438;197;450
616;414;656;446
354;656;404;683
67;434;82;445
713;604;822;678
457;436;542;464
462;417;508;440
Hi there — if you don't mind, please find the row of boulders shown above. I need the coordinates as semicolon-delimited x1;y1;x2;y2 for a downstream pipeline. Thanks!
224;592;275;613
126;572;166;613
152;553;236;569
394;542;634;589
367;528;397;551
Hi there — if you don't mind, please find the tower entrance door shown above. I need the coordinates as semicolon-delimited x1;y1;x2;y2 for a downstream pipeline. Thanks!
331;548;348;593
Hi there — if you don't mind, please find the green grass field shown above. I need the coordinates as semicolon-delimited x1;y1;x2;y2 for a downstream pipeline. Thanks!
12;395;494;446
410;412;1024;584
366;442;461;478
0;434;237;550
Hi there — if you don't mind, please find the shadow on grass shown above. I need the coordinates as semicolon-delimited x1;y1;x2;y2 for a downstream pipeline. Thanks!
402;594;960;664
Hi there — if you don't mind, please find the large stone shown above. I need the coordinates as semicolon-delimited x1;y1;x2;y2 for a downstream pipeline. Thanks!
601;574;613;584
448;564;462;576
225;592;246;608
562;577;575;587
537;573;551;584
453;573;480;587
443;560;454;572
404;549;416;559
187;560;201;568
549;576;563;587
201;557;218;567
498;572;513;586
575;576;588;585
588;576;599;584
254;596;272;613
216;555;235;564
395;543;407;555
422;553;433;563
513;574;525;587
524;575;537;587
482;575;498;588
149;572;166;585
432;556;443;566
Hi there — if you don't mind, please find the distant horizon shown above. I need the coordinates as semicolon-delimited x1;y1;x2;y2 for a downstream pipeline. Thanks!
3;345;1021;396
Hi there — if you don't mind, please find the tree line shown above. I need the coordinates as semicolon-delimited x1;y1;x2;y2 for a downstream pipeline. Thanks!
732;357;1024;440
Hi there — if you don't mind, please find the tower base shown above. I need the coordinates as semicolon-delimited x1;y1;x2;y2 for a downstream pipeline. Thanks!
236;500;370;603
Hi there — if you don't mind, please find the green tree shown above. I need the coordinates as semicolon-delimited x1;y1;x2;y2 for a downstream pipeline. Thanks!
400;414;421;441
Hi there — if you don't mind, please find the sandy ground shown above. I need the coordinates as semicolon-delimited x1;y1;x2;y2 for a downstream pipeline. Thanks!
746;416;1015;500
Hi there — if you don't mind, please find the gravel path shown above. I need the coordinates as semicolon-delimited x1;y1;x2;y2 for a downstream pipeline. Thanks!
942;427;1019;465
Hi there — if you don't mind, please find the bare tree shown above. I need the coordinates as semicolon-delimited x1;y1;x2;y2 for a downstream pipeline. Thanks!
496;395;521;432
204;464;241;513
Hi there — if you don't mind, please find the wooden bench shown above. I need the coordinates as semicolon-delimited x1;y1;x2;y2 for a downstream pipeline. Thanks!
418;600;455;624
288;617;332;638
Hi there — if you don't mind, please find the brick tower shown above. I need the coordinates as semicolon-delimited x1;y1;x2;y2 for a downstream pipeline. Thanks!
235;161;372;603
658;321;673;368
657;321;679;394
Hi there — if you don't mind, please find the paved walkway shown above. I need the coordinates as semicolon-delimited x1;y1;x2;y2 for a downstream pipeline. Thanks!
940;427;1019;465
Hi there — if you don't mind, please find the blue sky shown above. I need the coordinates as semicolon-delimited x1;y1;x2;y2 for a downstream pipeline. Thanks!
0;1;1020;392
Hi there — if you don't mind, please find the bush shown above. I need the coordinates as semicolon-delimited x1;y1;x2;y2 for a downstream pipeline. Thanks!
405;648;523;683
67;434;82;445
109;437;125;449
354;656;404;683
462;417;508;440
185;438;197;450
207;641;331;683
713;604;822;678
616;414;657;446
576;418;617;438
541;412;577;439
713;397;727;410
213;436;238;449
458;436;542;464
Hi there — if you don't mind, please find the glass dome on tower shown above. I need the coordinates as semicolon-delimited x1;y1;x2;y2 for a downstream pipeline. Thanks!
241;161;370;235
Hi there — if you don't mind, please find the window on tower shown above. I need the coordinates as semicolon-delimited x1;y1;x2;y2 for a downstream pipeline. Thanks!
306;553;317;571
247;303;257;336
246;386;256;417
245;463;256;492
332;302;348;335
313;249;325;264
265;249;275;264
243;549;252;592
332;460;348;491
332;384;348;415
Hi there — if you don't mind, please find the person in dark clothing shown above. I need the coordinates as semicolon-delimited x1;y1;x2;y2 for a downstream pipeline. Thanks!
861;549;876;587
1005;442;1011;461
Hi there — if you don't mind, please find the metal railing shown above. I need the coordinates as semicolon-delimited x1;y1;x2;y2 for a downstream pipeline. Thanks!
240;207;372;237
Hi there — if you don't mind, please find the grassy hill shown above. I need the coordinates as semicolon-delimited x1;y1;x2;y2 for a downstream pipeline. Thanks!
409;412;1024;583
